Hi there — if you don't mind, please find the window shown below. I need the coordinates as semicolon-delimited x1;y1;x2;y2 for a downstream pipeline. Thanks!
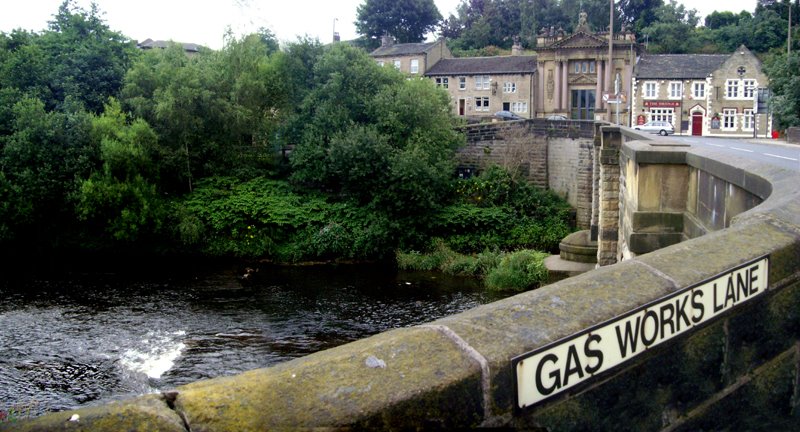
692;82;705;99
410;59;419;74
650;108;674;124
722;108;737;129
458;76;466;90
743;79;756;98
643;81;657;99
511;102;528;113
475;97;490;111
393;59;401;70
726;80;739;98
742;109;754;130
475;75;490;90
435;77;449;89
668;82;682;99
572;61;596;74
377;60;384;67
503;82;516;93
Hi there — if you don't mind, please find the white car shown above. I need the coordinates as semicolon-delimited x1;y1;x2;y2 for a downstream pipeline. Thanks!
634;121;674;136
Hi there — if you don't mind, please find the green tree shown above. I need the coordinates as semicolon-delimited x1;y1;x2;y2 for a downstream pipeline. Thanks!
356;0;442;45
639;0;701;53
289;44;462;220
619;0;664;34
0;97;95;248
39;0;135;112
764;52;800;129
74;99;164;243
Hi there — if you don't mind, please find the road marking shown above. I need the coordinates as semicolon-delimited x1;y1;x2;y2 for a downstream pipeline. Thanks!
764;153;799;161
708;144;726;148
730;147;754;153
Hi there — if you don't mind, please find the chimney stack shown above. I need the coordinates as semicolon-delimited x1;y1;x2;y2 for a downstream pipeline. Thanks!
381;34;394;47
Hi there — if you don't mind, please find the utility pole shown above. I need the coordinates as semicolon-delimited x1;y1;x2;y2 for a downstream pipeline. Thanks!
789;2;792;55
606;0;614;122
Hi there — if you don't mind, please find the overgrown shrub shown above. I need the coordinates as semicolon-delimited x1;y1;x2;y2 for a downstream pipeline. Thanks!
485;249;550;292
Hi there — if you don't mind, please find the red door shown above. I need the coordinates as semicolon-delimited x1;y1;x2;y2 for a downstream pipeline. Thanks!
691;112;703;136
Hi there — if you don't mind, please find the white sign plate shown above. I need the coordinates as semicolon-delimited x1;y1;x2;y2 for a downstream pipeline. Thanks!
513;256;770;409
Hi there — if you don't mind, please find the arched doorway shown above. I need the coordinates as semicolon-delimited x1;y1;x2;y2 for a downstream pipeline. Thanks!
691;112;704;136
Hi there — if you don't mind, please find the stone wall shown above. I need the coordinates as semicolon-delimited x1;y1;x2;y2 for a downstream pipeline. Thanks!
787;126;800;144
457;119;595;229
7;128;800;432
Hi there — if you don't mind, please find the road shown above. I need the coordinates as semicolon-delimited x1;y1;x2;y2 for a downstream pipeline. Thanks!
668;135;800;171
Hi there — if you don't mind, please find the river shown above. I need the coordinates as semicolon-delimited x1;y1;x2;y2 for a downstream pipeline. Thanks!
0;262;507;419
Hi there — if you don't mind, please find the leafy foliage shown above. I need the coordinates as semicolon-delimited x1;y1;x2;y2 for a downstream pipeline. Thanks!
765;52;800;129
356;0;443;45
485;249;550;291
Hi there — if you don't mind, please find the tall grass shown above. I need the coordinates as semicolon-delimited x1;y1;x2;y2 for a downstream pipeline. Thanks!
397;242;549;291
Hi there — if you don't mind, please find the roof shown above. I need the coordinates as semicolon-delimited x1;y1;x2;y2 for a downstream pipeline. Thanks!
424;56;537;76
636;54;729;79
137;38;201;53
370;41;438;57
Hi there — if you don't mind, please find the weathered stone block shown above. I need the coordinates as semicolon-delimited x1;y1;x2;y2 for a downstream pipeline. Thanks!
0;394;185;432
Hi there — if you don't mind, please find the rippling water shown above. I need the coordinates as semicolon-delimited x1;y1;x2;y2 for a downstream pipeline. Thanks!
0;263;505;418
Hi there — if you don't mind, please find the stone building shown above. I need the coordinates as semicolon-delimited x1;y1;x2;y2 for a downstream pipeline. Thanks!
369;11;637;123
424;54;537;119
631;45;770;137
369;36;451;75
534;12;638;124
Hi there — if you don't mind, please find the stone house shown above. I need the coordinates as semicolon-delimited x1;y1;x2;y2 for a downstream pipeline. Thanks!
631;45;770;137
424;54;537;120
369;36;452;75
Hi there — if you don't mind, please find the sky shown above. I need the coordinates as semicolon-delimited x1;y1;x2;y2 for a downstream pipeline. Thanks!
0;0;762;50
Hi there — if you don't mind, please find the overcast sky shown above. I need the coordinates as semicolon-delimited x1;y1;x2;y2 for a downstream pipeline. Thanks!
0;0;761;50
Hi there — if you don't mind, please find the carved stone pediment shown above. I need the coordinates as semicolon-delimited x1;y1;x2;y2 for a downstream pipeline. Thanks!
569;74;597;85
550;32;607;49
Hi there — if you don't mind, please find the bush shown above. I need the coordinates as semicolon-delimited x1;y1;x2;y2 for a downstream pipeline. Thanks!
485;249;550;292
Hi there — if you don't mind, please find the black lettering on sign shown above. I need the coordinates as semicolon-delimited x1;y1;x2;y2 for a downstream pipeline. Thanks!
749;264;760;295
641;310;659;347
675;293;691;332
660;302;675;339
535;353;560;396
691;290;704;323
584;334;603;374
563;344;584;386
615;316;640;358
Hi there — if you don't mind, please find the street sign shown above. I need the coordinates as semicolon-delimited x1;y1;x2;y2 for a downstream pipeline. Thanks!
512;255;769;410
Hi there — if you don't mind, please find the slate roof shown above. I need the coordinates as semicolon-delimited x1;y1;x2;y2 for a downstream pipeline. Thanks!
137;38;201;53
370;41;438;57
636;54;729;79
424;56;537;76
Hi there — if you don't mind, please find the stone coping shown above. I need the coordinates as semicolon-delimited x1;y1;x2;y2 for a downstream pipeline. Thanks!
6;136;800;431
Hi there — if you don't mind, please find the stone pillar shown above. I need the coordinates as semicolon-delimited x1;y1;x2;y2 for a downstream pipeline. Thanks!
562;61;569;111
590;123;602;241
596;125;621;266
576;138;595;230
596;60;604;110
554;62;562;110
537;64;545;113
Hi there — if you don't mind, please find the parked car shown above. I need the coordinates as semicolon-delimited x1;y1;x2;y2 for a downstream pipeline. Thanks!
494;110;523;121
634;120;674;136
545;114;568;121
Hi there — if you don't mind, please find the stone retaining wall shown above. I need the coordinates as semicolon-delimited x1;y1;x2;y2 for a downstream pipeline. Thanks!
6;129;800;432
457;119;595;229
